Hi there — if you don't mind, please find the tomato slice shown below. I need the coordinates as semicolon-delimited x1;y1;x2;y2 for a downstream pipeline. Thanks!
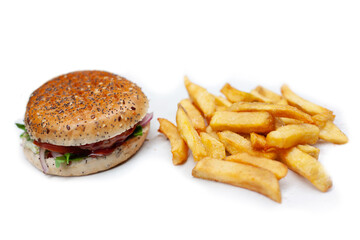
33;141;90;155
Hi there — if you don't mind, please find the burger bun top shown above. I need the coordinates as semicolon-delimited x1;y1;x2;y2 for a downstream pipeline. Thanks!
25;70;149;146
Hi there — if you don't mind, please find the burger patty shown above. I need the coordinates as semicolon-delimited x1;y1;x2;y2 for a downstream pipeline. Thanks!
33;124;137;157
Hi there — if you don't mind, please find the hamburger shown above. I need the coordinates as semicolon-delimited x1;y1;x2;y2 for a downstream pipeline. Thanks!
17;70;153;176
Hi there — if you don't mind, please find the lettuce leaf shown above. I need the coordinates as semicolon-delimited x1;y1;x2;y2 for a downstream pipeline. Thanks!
16;123;26;131
54;153;84;168
132;125;143;137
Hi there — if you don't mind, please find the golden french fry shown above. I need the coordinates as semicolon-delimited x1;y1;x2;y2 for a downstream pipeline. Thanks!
179;99;206;132
158;118;189;165
221;83;260;102
281;84;333;116
319;121;348;144
184;76;216;118
280;117;304;125
214;95;232;108
266;124;320;149
280;147;332;192
250;132;277;152
297;144;320;160
210;111;275;134
225;153;288;179
228;102;314;124
205;125;219;140
312;113;336;128
250;132;267;150
192;157;281;203
250;86;287;105
217;131;277;159
215;106;228;112
176;106;207;161
200;132;226;159
274;117;285;129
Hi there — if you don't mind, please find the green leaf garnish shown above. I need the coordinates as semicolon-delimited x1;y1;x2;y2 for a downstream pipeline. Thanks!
16;122;32;141
133;125;143;137
20;132;31;141
55;158;64;168
16;123;26;131
54;153;84;168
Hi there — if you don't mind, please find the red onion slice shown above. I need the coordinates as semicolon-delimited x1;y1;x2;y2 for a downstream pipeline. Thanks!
139;112;153;127
50;151;63;158
79;127;134;151
39;147;49;174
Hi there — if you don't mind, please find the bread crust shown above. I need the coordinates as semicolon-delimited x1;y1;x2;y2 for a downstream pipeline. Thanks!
23;124;150;176
25;70;149;146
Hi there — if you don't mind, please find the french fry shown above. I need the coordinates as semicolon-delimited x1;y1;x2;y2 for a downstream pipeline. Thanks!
184;76;216;118
280;117;304;125
281;84;333;116
280;147;332;192
215;106;228;112
266;124;320;149
274;117;285;129
200;132;226;159
205;125;220;140
297;144;320;160
228;102;314;124
221;83;260;102
210;111;275;134
179;99;206;132
319;121;348;144
250;86;287;105
192;157;281;203
312;112;336;128
158;118;189;165
225;153;288;179
176;106;208;161
214;95;232;108
250;132;267;151
217;131;277;159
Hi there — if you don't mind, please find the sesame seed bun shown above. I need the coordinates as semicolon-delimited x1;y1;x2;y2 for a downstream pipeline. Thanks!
23;123;150;176
25;70;149;146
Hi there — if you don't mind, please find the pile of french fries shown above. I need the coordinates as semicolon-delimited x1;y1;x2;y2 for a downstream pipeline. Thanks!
158;77;348;203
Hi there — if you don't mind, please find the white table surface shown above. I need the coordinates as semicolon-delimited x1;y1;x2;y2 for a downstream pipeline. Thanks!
1;1;359;239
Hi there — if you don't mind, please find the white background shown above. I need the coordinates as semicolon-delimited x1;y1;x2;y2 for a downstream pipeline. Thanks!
1;1;359;239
